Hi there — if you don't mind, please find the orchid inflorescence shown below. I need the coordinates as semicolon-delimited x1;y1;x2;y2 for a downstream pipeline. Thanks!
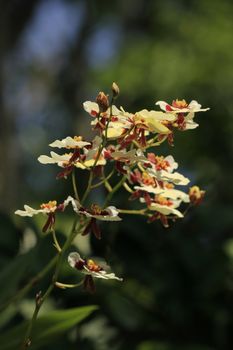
15;83;208;292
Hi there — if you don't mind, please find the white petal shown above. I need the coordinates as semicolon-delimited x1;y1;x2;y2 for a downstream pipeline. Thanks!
185;120;199;130
92;135;103;148
15;205;44;217
69;253;123;281
185;112;195;121
83;101;99;115
188;100;201;110
50;151;71;162
105;206;122;219
14;209;35;217
111;105;122;115
134;186;189;203
138;109;176;122
155;101;168;112
105;127;125;139
159;189;190;202
38;152;71;165
90;270;123;281
49;139;66;148
188;100;209;112
135;111;171;134
63;196;81;211
49;137;90;149
149;203;183;217
82;158;106;168
68;252;81;268
92;213;122;221
83;266;122;281
38;155;57;164
164;155;178;172
156;170;190;186
134;185;164;195
73;162;86;169
78;205;122;221
111;149;146;163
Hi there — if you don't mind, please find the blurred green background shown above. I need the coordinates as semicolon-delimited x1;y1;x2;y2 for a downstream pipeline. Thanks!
0;0;232;349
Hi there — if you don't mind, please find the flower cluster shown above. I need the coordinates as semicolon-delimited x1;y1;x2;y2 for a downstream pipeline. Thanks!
15;83;208;291
38;136;105;178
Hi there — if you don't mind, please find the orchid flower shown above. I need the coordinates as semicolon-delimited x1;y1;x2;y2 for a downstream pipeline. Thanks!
68;252;122;293
155;99;210;114
15;199;69;232
49;136;90;149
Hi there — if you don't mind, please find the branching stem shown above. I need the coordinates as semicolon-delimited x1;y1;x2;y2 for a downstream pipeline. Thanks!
72;170;80;202
118;209;147;215
21;218;87;349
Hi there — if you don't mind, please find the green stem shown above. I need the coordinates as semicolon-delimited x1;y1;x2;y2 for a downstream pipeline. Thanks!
55;280;83;289
118;209;147;215
81;171;94;204
103;175;127;207
182;203;193;217
104;96;113;140
103;143;136;207
147;135;159;145
104;179;113;193
21;217;86;349
123;182;133;193
145;135;168;149
52;229;61;252
82;93;116;204
90;169;114;189
72;171;80;202
81;144;104;204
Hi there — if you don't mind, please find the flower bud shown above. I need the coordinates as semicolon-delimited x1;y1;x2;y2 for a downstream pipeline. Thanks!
96;92;109;112
112;82;120;97
35;290;42;306
189;186;205;205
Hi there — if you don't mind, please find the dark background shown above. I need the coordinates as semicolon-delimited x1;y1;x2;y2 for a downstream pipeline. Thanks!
0;0;232;349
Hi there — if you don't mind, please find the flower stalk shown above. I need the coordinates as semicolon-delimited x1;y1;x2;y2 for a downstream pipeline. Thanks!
21;218;86;349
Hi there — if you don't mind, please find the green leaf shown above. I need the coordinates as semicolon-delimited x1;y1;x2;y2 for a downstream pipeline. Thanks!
0;305;18;329
0;213;21;267
137;341;214;350
0;250;34;305
0;305;98;349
